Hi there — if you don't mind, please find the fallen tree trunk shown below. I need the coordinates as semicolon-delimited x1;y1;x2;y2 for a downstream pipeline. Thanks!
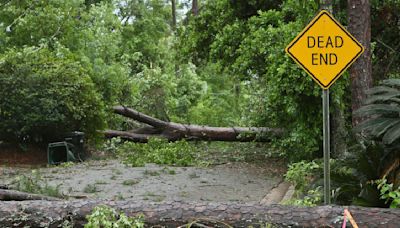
104;106;284;143
0;200;398;227
0;189;60;201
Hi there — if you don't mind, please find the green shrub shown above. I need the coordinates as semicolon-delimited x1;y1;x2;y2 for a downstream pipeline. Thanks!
284;186;323;207
285;160;321;194
117;138;199;167
0;47;105;143
12;170;62;198
375;178;400;208
83;184;100;194
85;205;144;228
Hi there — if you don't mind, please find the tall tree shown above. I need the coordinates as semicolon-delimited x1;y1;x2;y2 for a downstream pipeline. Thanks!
348;0;372;127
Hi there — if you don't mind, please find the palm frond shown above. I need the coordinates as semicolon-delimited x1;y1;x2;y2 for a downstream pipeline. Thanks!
354;104;400;116
354;118;400;138
382;121;400;144
366;86;399;95
370;119;400;137
365;91;400;104
355;79;400;145
381;79;400;87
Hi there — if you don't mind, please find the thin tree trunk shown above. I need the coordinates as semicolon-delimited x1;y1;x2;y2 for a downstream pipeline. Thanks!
348;0;372;127
171;0;177;31
192;0;198;16
0;200;399;227
103;106;283;142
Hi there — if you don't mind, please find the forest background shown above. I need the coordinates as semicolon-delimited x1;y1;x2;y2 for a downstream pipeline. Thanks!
0;0;399;207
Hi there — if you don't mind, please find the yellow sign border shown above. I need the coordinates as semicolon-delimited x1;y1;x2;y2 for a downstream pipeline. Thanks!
285;10;365;89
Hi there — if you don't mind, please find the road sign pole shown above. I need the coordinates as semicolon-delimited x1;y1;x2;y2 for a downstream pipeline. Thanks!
285;9;364;205
323;89;331;205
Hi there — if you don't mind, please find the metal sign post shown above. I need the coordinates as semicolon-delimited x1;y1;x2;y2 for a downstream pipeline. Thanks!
285;10;364;205
323;89;330;204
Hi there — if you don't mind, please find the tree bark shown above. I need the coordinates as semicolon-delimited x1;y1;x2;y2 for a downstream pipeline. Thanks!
104;106;284;143
0;200;399;227
0;189;60;201
192;0;198;16
171;0;177;30
348;0;372;127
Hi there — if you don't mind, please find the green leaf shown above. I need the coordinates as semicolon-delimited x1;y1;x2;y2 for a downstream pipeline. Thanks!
382;121;400;144
366;86;399;95
354;118;400;137
381;79;400;87
354;104;400;116
365;91;400;104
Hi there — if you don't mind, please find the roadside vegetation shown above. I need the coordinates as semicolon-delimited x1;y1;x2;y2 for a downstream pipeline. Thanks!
0;0;399;212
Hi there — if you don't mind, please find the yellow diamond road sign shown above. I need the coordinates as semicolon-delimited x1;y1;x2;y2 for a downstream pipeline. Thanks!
285;10;364;89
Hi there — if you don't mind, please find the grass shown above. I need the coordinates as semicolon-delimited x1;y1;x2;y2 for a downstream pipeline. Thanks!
58;161;75;168
122;179;140;186
112;169;123;175
114;192;125;200
11;170;62;198
117;138;200;167
142;191;166;202
83;184;99;193
162;167;176;175
143;170;160;176
188;172;199;179
95;180;108;185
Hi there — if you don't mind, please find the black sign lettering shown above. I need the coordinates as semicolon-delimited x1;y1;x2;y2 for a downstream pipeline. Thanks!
307;36;315;48
312;53;338;65
335;36;343;48
312;53;318;65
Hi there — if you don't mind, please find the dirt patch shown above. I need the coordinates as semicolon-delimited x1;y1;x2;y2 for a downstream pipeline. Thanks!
0;159;285;203
0;144;47;166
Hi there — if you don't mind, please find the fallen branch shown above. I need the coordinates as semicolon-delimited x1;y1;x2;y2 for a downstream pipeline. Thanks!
104;106;284;143
0;200;398;227
0;189;61;201
0;185;9;190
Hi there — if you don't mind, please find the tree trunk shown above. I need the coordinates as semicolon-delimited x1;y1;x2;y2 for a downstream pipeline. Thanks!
104;106;284;143
0;200;399;228
192;0;198;16
0;189;60;201
348;0;372;127
171;0;177;30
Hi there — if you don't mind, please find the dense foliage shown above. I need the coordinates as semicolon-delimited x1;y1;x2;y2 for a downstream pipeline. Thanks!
117;138;200;167
0;47;105;142
85;205;144;228
0;0;399;208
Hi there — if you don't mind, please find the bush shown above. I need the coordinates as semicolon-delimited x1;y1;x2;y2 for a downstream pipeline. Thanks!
12;170;62;198
285;160;321;195
0;47;105;143
375;178;400;208
117;138;199;167
85;205;144;228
